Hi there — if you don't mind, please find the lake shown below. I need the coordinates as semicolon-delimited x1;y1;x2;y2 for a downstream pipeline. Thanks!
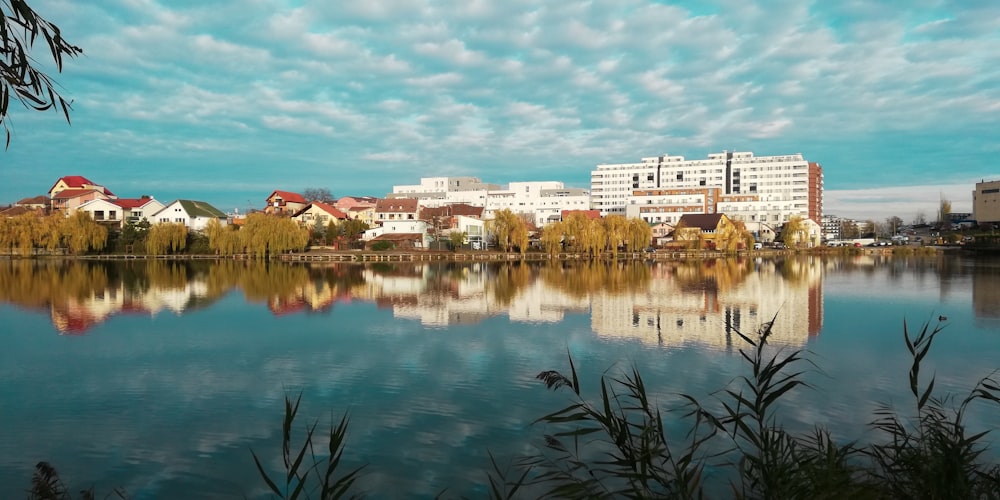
1;255;999;498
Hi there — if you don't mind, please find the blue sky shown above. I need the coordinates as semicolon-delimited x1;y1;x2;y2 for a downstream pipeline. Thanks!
3;0;998;220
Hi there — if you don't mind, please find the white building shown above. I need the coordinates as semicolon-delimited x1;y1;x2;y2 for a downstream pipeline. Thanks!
150;200;229;231
389;177;590;227
593;151;823;225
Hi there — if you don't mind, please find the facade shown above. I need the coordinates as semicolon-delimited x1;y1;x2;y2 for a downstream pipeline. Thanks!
334;196;379;211
291;202;349;227
51;189;111;213
363;220;430;249
151;200;229;231
347;206;376;226
484;181;590;226
48;176;115;200
388;177;590;227
374;198;419;224
389;176;499;207
972;180;1000;225
264;190;307;216
821;214;841;241
76;196;164;228
593;151;822;225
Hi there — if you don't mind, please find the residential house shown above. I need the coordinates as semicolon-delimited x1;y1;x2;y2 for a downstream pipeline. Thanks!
347;206;376;226
455;215;486;249
291;202;349;227
363;219;430;249
77;196;165;228
675;213;735;248
650;222;675;247
48;176;115;199
0;205;42;217
15;195;49;210
264;190;307;216
151;200;229;231
743;221;777;244
334;196;379;212
375;198;419;224
51;188;111;213
419;203;485;236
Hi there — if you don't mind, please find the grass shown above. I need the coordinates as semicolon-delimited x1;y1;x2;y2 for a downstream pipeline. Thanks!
25;317;1000;499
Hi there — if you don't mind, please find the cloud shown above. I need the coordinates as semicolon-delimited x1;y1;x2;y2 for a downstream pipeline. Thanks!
3;0;999;216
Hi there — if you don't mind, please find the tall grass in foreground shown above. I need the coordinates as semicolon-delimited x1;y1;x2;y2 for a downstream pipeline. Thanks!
489;317;1000;499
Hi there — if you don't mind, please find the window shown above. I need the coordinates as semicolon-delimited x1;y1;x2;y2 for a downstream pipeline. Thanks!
175;218;184;223
94;210;105;220
109;210;117;220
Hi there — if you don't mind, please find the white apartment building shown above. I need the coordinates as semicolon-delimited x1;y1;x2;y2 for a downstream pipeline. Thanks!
389;177;590;227
388;176;500;207
593;151;823;225
484;181;590;226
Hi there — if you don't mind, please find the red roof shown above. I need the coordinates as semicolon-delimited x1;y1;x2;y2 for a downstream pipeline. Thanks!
49;176;115;197
268;190;307;204
375;198;418;213
111;197;157;209
561;209;602;220
52;188;104;200
311;202;348;219
15;195;49;206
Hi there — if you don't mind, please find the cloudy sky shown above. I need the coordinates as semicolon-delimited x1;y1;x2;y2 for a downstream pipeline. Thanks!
3;0;998;220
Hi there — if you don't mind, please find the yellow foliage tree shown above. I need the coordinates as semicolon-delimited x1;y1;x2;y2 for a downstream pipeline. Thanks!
540;221;564;257
60;211;108;254
206;218;242;255
602;214;628;258
625;218;652;253
487;209;527;252
240;213;309;258
146;223;188;255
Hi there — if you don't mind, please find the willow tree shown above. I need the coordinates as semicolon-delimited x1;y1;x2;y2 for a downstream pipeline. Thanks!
579;217;606;257
487;209;526;252
602;214;628;258
146;223;187;255
240;213;308;258
716;218;754;253
625;218;652;252
59;211;107;254
2;0;83;147
781;216;807;248
0;213;35;255
205;218;241;255
562;212;590;253
540;221;564;257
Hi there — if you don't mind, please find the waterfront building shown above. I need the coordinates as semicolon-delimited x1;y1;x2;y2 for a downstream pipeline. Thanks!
76;196;165;228
821;214;841;241
592;151;823;225
150;200;229;231
389;177;590;227
973;180;1000;225
264;190;307;216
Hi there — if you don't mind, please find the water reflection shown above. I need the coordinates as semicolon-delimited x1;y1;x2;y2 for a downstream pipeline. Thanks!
1;258;829;347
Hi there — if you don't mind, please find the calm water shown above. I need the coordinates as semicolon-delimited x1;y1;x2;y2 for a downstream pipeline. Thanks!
1;255;999;498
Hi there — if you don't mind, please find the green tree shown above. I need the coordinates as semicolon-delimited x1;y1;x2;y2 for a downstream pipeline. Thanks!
311;218;327;245
448;230;467;251
2;0;83;147
339;219;369;242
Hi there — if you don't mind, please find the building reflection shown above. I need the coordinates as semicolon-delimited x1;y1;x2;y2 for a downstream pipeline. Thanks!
1;258;828;346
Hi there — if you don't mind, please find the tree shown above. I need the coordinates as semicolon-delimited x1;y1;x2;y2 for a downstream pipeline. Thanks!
2;0;83;147
302;188;335;203
885;216;903;236
339;218;369;242
206;218;241;255
146;223;187;255
624;218;652;253
539;221;564;257
781;216;807;248
938;198;952;231
602;215;628;258
311;218;327;245
913;211;928;227
487;209;526;252
448;230;467;251
240;212;308;257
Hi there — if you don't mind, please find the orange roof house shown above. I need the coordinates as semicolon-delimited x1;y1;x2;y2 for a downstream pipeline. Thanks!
264;190;308;215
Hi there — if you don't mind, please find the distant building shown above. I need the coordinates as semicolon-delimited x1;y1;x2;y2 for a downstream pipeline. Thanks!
264;190;307;216
151;200;229;231
592;151;822;225
973;180;1000;225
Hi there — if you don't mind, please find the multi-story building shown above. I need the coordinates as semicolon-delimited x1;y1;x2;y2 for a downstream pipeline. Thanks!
972;180;1000;225
388;177;499;207
593;151;823;225
389;177;590;227
484;181;590;226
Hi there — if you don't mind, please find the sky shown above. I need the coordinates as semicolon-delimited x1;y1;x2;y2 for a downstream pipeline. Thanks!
2;0;998;221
